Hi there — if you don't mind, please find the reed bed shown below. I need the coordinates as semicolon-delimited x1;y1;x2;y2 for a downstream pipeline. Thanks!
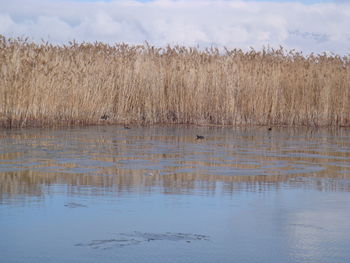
1;35;349;128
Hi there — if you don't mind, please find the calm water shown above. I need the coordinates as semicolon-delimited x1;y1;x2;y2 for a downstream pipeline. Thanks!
1;125;350;263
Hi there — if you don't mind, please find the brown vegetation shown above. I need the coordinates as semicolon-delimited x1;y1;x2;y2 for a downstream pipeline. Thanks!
2;168;349;203
1;35;349;128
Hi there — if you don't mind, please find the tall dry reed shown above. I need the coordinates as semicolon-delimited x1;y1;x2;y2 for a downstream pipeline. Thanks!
0;35;349;128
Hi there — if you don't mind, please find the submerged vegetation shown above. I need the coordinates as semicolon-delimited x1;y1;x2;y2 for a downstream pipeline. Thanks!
0;35;349;128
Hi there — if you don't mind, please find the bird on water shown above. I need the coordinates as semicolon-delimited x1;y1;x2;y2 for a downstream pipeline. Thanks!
196;135;205;140
100;114;109;120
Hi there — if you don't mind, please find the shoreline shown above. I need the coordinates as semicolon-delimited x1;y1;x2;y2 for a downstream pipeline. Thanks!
1;121;349;130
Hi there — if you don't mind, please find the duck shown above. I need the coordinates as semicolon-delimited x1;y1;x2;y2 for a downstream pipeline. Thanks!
100;114;109;120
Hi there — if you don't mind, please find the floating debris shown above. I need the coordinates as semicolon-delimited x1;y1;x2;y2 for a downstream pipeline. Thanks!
289;223;325;230
64;202;87;208
75;238;141;250
75;231;210;250
121;231;209;242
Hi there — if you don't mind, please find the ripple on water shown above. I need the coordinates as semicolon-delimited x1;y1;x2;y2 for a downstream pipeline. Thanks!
1;126;350;263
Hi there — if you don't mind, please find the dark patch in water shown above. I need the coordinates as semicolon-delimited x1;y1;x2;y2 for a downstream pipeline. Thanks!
289;223;325;230
64;202;87;208
75;238;141;250
75;231;210;250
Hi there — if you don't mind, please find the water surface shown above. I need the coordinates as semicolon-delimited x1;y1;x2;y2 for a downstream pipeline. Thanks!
1;125;350;263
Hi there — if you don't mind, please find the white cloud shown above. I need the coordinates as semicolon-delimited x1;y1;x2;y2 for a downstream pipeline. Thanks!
0;0;349;54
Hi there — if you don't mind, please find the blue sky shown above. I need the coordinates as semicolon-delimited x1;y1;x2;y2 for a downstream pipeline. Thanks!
0;0;349;54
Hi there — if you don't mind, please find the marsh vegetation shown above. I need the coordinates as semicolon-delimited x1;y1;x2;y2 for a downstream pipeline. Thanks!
1;36;349;128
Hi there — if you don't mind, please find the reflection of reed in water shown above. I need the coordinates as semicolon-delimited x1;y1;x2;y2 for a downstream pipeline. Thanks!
1;125;350;205
1;167;350;205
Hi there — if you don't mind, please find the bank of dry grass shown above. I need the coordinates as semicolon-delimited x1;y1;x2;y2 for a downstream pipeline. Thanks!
1;36;349;128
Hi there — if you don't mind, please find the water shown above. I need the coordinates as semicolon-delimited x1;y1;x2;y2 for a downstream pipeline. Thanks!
1;125;350;263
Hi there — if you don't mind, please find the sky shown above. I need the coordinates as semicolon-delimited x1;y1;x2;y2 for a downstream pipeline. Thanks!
0;0;349;54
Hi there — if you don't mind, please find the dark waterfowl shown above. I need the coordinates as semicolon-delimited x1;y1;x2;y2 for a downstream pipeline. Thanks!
268;127;272;131
124;126;131;129
100;114;109;120
196;135;205;140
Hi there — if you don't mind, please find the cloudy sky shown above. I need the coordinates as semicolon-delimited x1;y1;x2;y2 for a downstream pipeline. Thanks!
0;0;349;54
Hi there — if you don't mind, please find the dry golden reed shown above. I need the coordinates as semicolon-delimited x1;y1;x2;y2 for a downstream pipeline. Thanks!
0;35;349;128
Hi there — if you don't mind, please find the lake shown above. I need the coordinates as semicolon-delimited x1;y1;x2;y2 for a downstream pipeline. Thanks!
1;125;350;263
